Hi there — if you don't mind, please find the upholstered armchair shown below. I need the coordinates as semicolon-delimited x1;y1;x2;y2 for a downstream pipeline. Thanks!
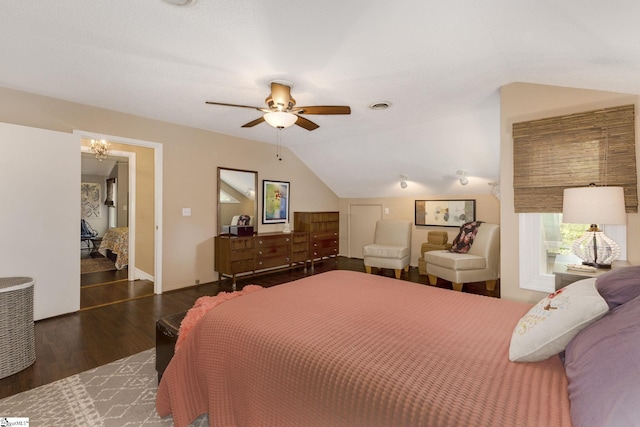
418;231;452;275
363;219;412;279
425;223;500;291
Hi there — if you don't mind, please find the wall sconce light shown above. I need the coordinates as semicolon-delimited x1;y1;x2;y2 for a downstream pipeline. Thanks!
400;174;408;189
457;170;469;186
488;182;500;200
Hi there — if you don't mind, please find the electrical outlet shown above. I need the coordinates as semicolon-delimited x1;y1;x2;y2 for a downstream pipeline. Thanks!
195;279;200;285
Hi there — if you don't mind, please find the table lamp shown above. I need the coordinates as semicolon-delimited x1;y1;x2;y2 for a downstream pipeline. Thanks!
562;185;627;268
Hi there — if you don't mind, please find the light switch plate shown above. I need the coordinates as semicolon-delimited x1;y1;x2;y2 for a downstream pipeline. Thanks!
182;208;191;216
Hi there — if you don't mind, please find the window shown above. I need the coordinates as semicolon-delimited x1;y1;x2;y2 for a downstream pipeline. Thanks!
519;213;627;293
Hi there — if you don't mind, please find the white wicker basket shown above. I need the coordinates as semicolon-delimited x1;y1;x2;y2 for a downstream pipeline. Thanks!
0;277;35;379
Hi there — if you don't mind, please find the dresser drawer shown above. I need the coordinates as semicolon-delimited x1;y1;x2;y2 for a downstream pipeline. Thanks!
229;248;254;262
313;246;338;258
256;235;291;248
256;243;290;259
230;259;255;273
291;251;308;263
230;237;254;250
256;255;291;269
311;231;338;241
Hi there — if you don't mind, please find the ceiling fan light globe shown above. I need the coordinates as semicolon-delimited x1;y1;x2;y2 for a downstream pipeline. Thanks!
264;112;297;129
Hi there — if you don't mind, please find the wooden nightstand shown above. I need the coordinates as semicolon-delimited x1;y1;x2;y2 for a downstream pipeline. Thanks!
553;260;631;290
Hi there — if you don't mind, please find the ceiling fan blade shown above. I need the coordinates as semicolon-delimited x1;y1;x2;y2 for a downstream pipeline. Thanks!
205;101;264;111
294;115;320;131
241;117;266;128
295;106;351;115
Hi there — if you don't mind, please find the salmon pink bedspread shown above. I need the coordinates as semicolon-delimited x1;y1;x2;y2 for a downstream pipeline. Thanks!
156;270;572;427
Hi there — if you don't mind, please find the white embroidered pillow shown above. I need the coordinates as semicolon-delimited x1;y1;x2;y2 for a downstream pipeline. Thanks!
509;278;608;362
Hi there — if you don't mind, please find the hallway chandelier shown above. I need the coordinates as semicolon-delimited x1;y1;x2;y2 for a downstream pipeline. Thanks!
90;139;111;161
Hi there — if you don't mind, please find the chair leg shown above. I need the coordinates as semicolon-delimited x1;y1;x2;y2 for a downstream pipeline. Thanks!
485;280;497;291
394;269;401;279
365;266;372;274
452;282;463;292
428;274;437;285
403;265;409;272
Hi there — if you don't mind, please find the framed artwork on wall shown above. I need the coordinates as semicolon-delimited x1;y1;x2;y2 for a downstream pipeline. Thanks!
81;182;101;219
415;199;476;227
262;180;290;224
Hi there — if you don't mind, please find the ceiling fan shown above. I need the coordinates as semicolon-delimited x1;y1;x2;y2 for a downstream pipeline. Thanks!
206;81;351;131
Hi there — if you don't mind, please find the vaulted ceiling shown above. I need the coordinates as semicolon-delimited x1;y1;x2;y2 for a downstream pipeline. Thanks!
3;1;640;197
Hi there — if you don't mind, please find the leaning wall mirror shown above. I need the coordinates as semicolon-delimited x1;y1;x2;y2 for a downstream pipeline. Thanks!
217;167;258;235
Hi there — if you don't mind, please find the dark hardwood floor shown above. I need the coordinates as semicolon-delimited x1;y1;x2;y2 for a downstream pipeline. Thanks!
0;256;499;399
80;248;154;310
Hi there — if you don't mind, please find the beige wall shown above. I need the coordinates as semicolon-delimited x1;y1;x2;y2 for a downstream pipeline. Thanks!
339;194;500;266
501;83;640;303
0;86;338;293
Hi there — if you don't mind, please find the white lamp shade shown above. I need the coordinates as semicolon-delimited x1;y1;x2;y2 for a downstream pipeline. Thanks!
264;112;298;129
562;186;627;225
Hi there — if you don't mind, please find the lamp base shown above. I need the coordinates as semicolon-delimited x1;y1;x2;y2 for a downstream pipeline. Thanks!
582;261;612;269
571;230;621;268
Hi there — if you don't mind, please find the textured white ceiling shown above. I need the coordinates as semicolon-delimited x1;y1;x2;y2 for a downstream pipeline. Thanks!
3;1;640;197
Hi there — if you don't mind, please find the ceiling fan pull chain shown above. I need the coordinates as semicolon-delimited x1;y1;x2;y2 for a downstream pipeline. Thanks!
276;128;283;161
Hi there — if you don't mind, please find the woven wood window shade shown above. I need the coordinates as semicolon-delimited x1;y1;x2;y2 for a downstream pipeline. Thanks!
513;104;638;213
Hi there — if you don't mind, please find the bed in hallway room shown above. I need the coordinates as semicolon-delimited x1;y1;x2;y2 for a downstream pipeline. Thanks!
156;268;640;427
98;226;128;270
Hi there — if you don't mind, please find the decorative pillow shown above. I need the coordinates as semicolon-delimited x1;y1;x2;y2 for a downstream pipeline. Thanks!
449;221;483;254
564;294;640;427
596;265;640;310
508;278;609;362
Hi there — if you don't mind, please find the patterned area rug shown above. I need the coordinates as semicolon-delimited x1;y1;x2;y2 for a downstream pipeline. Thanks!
0;349;208;426
81;257;117;274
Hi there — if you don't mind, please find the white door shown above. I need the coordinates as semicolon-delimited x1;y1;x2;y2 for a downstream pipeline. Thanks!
348;204;383;259
0;122;80;320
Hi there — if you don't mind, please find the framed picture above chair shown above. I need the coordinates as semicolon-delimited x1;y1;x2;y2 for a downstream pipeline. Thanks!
415;199;476;227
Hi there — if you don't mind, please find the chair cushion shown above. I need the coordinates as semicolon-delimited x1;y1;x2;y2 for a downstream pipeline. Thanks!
363;244;409;259
449;221;484;254
424;250;486;270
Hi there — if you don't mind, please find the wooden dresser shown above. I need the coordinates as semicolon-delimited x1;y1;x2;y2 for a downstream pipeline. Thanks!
294;211;339;270
215;232;308;287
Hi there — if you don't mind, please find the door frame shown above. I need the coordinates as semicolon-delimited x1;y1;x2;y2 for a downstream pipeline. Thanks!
81;146;137;282
75;130;163;294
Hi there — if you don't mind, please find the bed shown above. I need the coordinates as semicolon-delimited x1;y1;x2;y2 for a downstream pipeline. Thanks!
98;226;128;270
156;268;640;427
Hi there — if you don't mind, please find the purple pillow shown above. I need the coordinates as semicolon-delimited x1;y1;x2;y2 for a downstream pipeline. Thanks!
564;295;640;427
596;266;640;310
